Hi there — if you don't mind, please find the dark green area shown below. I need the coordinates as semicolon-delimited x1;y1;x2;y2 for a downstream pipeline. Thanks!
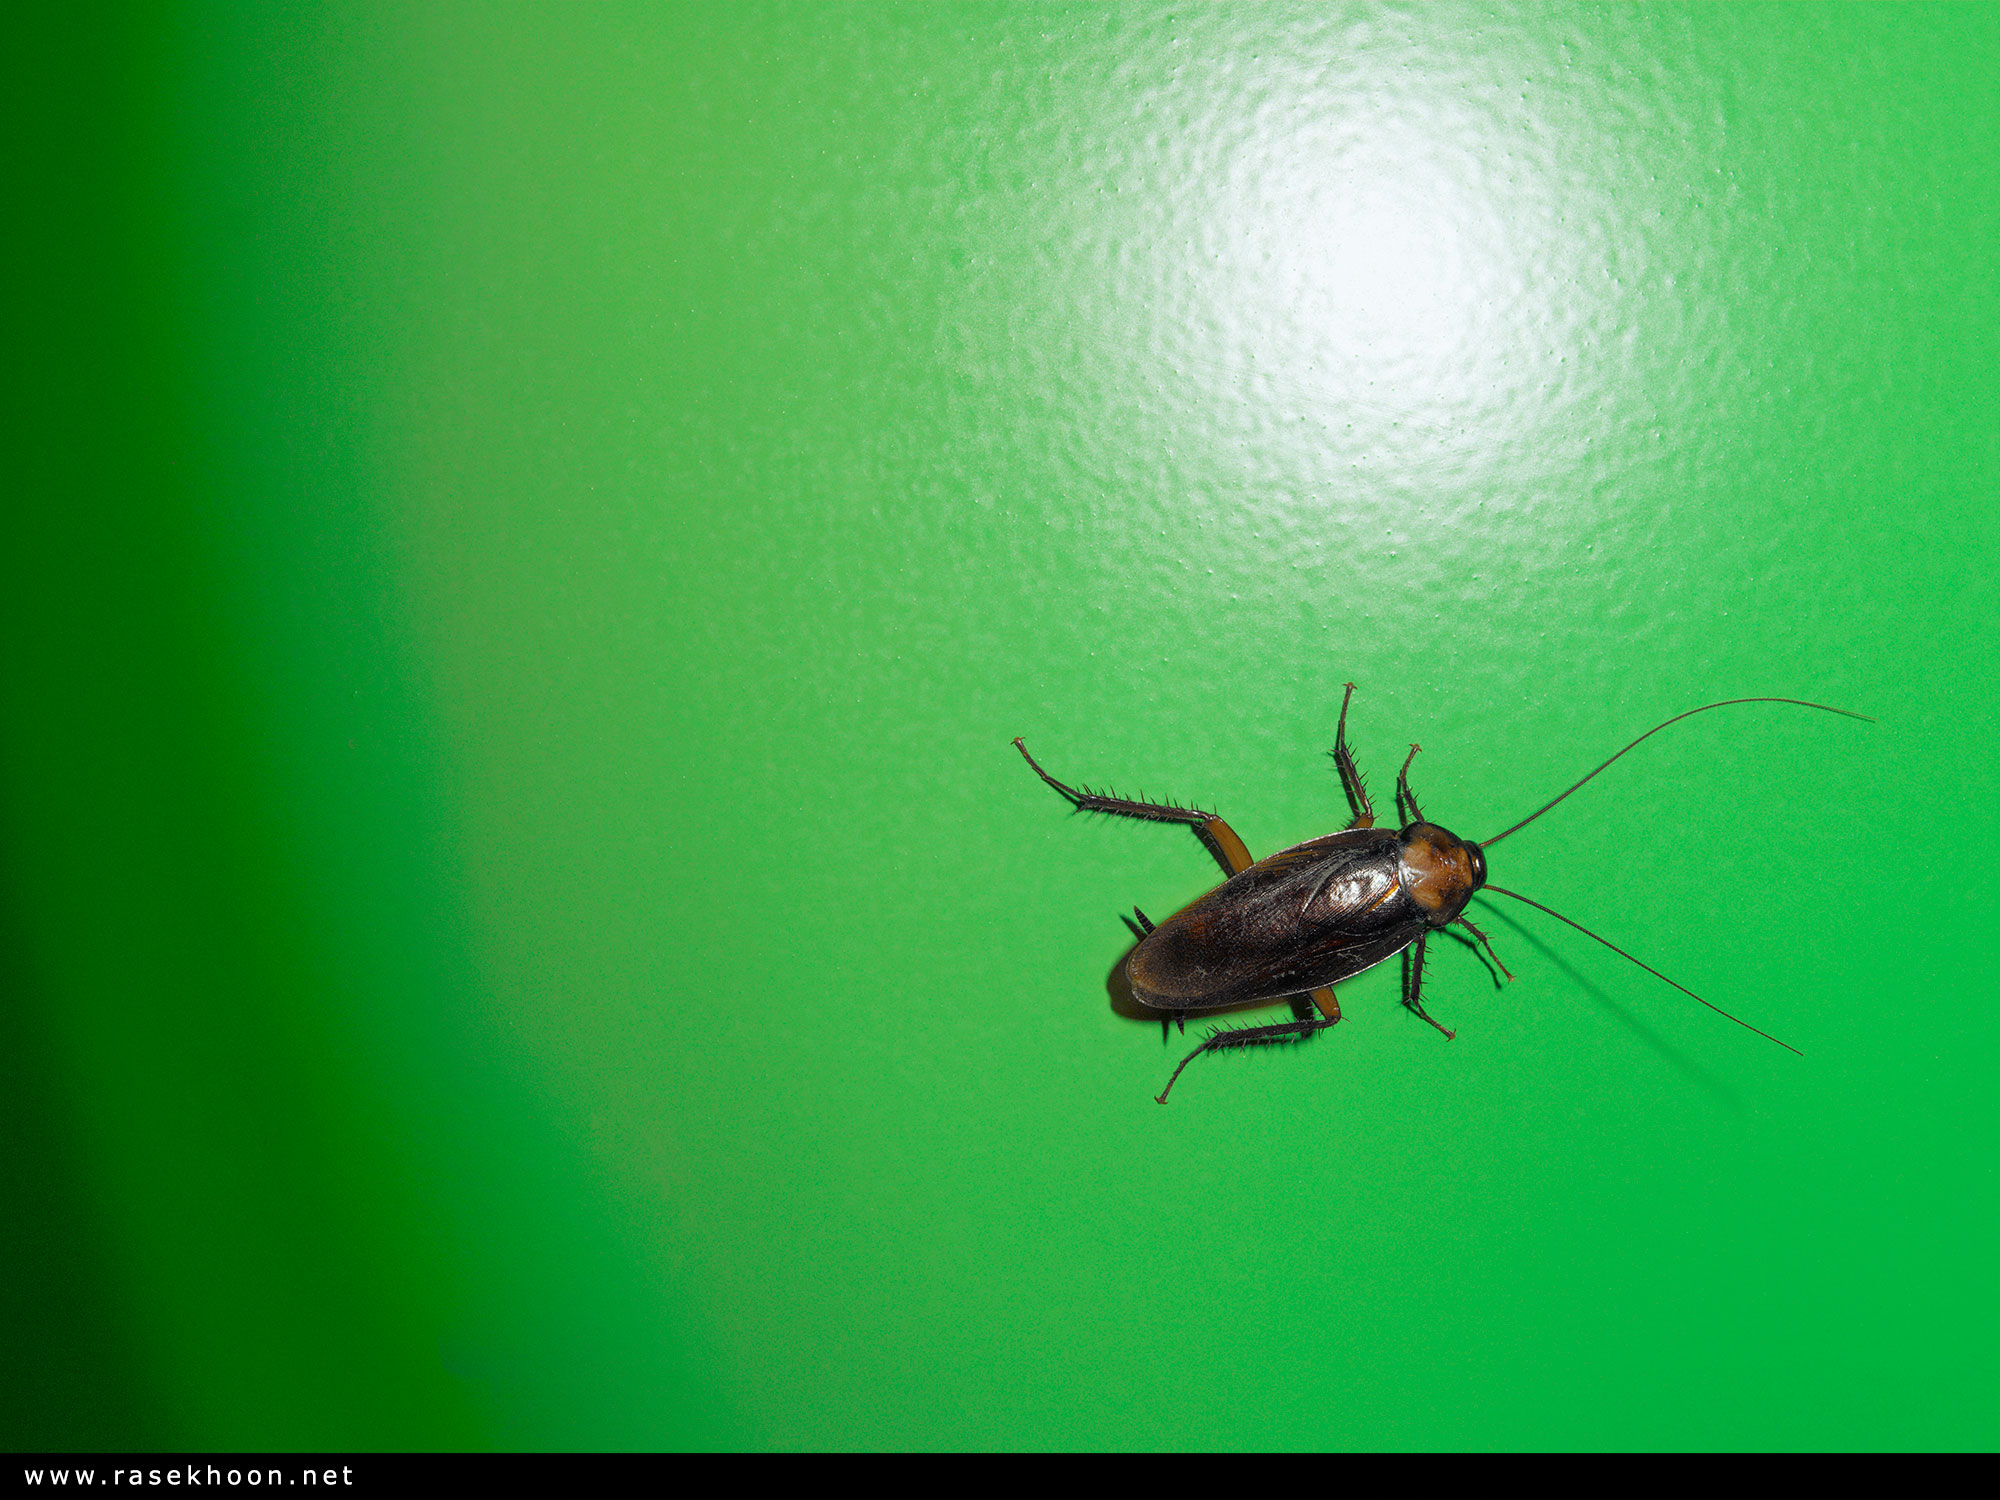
6;2;1994;1451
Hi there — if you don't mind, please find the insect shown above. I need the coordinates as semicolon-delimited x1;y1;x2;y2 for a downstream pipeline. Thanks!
1014;685;1868;1102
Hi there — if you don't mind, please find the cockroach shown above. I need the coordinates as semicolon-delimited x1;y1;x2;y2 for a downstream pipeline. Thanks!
1014;686;1868;1103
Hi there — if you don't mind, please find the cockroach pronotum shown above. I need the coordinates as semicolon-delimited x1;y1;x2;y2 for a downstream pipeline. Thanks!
1014;687;1868;1103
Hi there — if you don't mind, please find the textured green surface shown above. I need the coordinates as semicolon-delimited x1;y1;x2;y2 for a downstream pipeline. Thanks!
7;2;1996;1452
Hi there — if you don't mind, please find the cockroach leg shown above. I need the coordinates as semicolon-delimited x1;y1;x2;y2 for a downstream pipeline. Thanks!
1194;817;1255;879
1401;932;1456;1040
1456;915;1513;982
1013;737;1213;825
1155;1013;1340;1104
1289;988;1344;1028
1013;737;1252;879
1396;743;1425;824
1330;682;1376;829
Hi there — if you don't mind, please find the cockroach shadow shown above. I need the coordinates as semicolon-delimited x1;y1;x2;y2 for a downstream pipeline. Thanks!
1476;900;1745;1113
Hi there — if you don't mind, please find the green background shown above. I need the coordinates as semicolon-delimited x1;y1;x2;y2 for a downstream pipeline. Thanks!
7;2;1996;1452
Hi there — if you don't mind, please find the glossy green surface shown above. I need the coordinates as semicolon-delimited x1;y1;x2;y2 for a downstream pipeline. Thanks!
8;2;1996;1452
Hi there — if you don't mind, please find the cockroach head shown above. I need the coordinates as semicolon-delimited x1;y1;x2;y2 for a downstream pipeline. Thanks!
1397;820;1486;927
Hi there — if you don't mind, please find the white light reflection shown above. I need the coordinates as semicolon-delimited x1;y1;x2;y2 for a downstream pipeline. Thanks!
1142;80;1605;521
1197;121;1520;445
1300;176;1477;373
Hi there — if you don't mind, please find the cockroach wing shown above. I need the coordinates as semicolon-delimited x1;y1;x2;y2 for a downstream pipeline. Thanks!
1126;827;1426;1013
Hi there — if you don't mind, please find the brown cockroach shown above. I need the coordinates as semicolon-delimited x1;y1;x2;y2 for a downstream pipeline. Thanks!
1015;687;1868;1102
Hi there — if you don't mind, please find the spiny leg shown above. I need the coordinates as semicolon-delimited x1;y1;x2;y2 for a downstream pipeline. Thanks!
1306;983;1341;1025
1330;682;1376;830
1155;1011;1340;1104
1456;915;1513;982
1014;736;1252;880
1014;737;1212;826
1402;932;1456;1040
1290;987;1343;1028
1396;743;1425;825
1015;737;1340;1055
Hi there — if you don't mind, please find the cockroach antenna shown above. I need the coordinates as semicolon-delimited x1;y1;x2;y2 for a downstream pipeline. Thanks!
1479;698;1872;849
1481;884;1802;1055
